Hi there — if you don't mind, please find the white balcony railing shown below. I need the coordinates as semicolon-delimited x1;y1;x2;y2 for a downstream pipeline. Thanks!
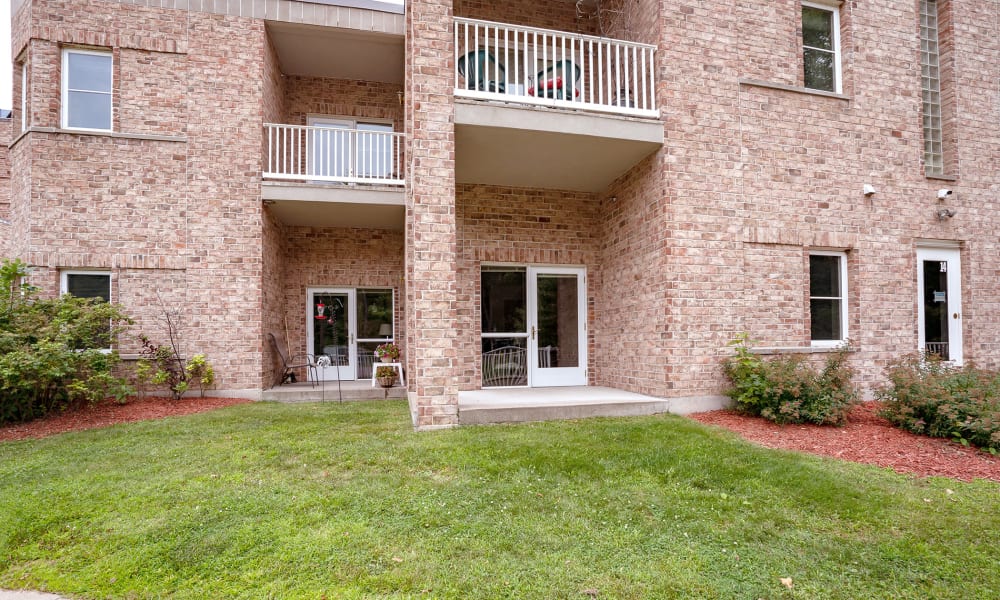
454;18;657;118
264;123;404;185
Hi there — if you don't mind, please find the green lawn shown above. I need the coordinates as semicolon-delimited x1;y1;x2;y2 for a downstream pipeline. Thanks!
1;401;997;599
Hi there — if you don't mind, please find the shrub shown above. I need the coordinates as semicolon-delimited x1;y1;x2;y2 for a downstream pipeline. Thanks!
185;353;215;398
722;333;859;426
0;258;133;424
877;354;1000;453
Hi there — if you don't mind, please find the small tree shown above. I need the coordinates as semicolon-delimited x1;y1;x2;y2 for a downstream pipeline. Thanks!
138;294;216;401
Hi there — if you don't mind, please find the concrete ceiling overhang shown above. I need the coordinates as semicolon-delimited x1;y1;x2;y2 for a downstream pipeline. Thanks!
263;182;405;230
454;102;664;193
266;21;404;84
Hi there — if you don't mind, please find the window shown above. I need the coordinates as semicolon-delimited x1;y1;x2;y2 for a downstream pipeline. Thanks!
61;48;113;131
809;252;848;345
801;2;841;93
920;0;944;176
61;271;112;349
20;61;27;132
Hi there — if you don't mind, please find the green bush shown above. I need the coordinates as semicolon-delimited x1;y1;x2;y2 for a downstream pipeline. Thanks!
877;354;1000;453
0;259;133;424
722;334;859;426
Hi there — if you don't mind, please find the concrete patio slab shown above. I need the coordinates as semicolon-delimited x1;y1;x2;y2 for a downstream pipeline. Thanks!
458;386;727;425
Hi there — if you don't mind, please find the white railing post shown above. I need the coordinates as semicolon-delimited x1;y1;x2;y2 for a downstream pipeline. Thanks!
262;123;405;185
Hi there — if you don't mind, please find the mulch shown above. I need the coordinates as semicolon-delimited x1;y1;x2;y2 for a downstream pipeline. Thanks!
0;396;251;443
689;402;1000;483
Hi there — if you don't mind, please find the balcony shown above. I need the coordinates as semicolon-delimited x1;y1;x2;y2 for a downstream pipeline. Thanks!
262;123;404;230
454;18;657;117
453;18;663;192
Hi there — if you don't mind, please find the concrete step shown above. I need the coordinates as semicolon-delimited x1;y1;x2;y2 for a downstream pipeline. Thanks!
261;382;406;402
457;386;727;425
460;399;672;425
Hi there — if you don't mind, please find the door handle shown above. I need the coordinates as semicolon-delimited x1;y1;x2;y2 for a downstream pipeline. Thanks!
531;326;536;340
953;313;961;319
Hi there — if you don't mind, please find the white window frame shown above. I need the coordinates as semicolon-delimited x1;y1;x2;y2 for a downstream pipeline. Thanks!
61;48;113;132
801;1;842;94
60;270;113;351
809;251;848;347
20;61;27;132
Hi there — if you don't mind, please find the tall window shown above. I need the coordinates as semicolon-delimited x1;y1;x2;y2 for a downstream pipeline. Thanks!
61;48;113;131
809;252;848;345
801;1;841;93
920;0;944;176
20;61;27;132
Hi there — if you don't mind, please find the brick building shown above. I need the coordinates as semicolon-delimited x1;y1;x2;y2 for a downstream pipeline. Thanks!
6;0;998;428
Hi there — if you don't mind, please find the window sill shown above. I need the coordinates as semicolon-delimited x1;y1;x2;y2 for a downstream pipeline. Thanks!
925;173;957;182
10;126;187;148
751;345;854;355
738;78;851;101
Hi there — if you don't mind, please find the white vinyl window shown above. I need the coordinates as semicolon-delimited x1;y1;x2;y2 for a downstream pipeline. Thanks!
809;252;848;346
60;270;112;349
61;48;113;131
801;1;842;93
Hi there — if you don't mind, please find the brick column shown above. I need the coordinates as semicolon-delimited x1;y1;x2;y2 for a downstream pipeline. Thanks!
404;0;460;428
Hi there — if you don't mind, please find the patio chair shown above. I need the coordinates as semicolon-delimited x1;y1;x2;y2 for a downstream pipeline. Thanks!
268;332;318;388
482;345;527;387
457;49;507;93
528;59;581;100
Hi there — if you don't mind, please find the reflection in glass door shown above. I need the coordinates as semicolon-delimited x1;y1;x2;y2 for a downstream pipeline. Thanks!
916;247;963;363
307;289;354;381
529;267;587;387
355;289;395;379
306;288;395;381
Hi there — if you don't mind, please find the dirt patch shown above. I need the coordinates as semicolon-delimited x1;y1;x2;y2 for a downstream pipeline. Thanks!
0;396;251;442
689;402;1000;483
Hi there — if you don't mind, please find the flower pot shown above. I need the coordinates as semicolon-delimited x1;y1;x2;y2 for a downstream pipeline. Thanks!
380;356;393;363
377;375;397;388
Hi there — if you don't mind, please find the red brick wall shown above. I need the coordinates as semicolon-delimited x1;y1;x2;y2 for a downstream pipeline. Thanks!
595;152;671;397
453;0;595;34
283;76;403;130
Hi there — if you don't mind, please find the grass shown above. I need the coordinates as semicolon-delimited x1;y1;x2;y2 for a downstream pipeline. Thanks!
1;401;998;599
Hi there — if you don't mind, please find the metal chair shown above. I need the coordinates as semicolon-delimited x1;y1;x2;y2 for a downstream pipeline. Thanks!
482;345;527;387
528;60;581;100
457;49;507;93
268;332;318;388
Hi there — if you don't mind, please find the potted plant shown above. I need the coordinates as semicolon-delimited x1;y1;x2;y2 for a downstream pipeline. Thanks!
375;365;399;388
375;342;400;363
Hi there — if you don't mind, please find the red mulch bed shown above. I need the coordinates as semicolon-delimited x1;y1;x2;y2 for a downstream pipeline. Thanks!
0;396;251;442
689;402;1000;483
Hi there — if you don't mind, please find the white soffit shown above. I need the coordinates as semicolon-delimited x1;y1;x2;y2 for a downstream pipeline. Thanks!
267;21;404;85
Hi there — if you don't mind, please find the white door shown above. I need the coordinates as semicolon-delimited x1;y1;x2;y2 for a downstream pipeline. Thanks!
306;116;351;180
528;267;587;387
916;247;963;363
306;288;356;381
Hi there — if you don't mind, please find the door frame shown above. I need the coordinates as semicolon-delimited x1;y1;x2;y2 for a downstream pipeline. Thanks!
306;287;356;381
527;266;588;387
916;244;963;364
